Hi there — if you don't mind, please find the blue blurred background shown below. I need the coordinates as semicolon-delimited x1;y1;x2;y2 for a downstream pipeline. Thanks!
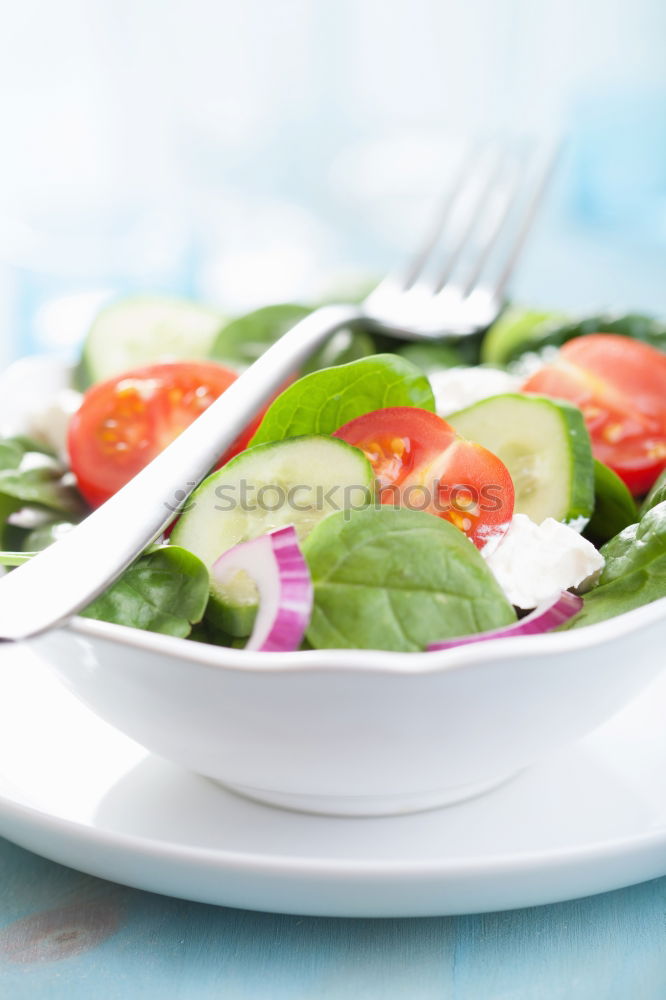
1;0;666;366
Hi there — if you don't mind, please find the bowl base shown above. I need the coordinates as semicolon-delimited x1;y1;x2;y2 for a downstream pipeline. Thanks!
217;771;521;817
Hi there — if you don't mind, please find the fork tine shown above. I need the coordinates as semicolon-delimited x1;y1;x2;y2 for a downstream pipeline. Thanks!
400;142;481;290
458;155;524;298
430;145;509;293
482;138;560;302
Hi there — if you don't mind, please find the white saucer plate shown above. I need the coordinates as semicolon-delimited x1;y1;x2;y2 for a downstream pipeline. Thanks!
1;645;665;918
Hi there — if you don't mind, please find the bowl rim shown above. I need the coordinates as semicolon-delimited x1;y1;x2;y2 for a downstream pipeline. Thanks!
66;592;666;675
6;352;666;676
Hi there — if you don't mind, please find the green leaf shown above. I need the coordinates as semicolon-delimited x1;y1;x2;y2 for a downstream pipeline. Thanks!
584;460;637;546
483;308;666;367
0;550;34;566
250;354;435;446
23;519;76;552
396;342;465;373
210;303;375;374
0;494;22;549
0;464;86;517
0;439;26;471
211;304;312;367
639;468;666;517
80;546;210;638
562;501;666;630
0;436;86;527
302;506;516;651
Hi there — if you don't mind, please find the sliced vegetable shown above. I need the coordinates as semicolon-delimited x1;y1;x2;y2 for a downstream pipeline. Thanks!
249;354;435;447
585;460;637;545
210;303;375;374
561;500;666;630
212;526;312;652
80;545;210;637
78;297;226;388
427;591;583;650
482;310;666;367
481;306;569;366
68;361;253;507
302;506;516;652
448;393;594;526
333;407;514;549
522;334;666;496
170;435;374;625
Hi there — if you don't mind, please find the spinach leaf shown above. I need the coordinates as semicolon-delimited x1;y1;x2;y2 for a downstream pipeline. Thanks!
584;460;637;546
396;342;465;373
0;436;85;518
640;468;666;517
23;519;76;552
563;501;666;629
302;506;516;651
210;303;375;374
0;495;22;549
80;545;210;638
0;550;33;566
250;354;435;446
0;464;86;517
0;439;25;471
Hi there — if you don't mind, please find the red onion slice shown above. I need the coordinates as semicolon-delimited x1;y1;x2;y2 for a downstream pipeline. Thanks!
212;526;313;652
427;590;583;652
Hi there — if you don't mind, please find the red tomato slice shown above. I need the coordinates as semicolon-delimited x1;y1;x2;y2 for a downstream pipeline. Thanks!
333;407;514;548
68;361;255;508
522;334;666;496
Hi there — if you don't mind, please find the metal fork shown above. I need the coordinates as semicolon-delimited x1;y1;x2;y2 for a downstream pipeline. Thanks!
0;139;556;640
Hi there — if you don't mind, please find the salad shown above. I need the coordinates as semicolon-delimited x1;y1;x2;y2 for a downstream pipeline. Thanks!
1;297;666;654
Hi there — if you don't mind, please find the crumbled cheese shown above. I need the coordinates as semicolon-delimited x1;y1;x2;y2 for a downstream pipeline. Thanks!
428;366;521;417
482;513;604;609
27;389;82;462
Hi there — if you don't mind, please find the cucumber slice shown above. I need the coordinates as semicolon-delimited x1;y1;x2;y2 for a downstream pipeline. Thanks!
79;297;226;387
585;460;638;545
448;393;595;526
205;570;258;637
480;306;569;367
171;435;375;629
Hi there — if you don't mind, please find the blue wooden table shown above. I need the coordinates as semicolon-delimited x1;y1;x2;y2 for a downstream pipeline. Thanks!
0;836;664;998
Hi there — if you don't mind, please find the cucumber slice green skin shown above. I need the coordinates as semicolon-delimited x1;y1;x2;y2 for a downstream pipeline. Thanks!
206;595;257;637
448;393;595;526
79;297;226;388
170;435;375;627
585;460;638;546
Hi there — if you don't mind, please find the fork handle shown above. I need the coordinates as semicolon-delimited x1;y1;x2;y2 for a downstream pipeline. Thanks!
0;304;362;640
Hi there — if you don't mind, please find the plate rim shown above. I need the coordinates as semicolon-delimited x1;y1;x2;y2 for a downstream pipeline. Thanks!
1;761;666;882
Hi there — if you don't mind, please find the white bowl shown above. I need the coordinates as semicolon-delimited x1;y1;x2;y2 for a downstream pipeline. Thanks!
28;600;666;816
4;355;666;816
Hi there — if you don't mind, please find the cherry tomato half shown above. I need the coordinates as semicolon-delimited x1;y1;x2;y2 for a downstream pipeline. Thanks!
68;361;256;507
521;334;666;496
333;406;514;548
